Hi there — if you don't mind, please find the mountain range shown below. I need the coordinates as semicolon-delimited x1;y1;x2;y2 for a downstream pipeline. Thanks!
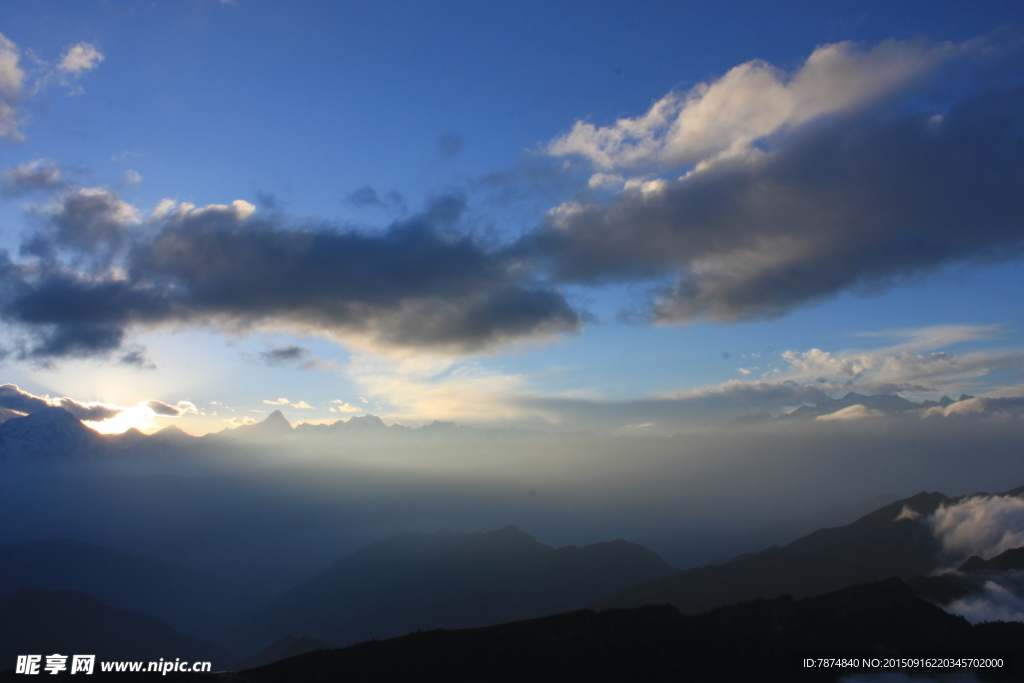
0;391;982;464
595;489;956;613
0;588;231;671
0;539;256;641
232;579;1024;683
4;402;1024;677
3;484;1024;677
735;391;975;424
227;525;674;653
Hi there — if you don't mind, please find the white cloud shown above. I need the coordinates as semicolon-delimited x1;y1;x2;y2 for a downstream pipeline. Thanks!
922;397;1024;421
895;505;921;522
0;35;102;137
931;495;1024;561
346;353;540;424
262;397;313;409
549;39;959;172
173;401;200;415
815;405;884;421
776;325;1024;400
58;43;104;77
0;33;26;140
329;400;361;413
857;325;1004;353
123;169;142;186
332;323;1024;430
947;578;1024;624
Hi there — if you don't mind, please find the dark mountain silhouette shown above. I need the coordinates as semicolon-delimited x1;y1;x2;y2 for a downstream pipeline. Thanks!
101;423;204;459
642;492;900;569
217;410;293;439
0;588;231;670
594;490;955;613
228;525;674;653
294;414;390;437
0;539;256;641
959;545;1024;572
0;407;100;461
909;544;1024;606
234;635;335;670
105;426;145;447
150;424;198;444
0;405;550;458
232;579;1024;683
339;414;387;431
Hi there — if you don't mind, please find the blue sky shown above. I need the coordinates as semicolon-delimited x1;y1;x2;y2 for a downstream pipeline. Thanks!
1;0;1023;434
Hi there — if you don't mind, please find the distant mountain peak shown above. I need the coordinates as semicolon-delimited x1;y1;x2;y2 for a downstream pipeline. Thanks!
0;407;98;460
152;424;193;440
264;410;292;429
19;406;81;426
344;414;386;430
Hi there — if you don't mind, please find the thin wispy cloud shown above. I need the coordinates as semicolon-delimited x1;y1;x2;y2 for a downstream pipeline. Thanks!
0;33;104;139
1;159;64;196
262;397;313;409
0;33;26;140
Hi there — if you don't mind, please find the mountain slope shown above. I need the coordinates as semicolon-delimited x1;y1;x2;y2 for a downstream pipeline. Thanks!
0;539;256;641
235;579;1023;683
0;408;100;462
229;525;674;652
594;490;952;613
0;589;231;670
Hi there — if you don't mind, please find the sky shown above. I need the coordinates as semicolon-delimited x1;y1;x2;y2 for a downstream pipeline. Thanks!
1;0;1023;435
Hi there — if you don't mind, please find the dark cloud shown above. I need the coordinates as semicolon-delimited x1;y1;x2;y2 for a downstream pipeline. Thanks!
22;188;139;268
518;85;1024;323
259;345;309;365
0;383;50;414
255;191;281;211
438;131;463;158
477;153;588;208
0;383;121;421
1;160;64;196
1;195;581;359
346;186;407;212
346;186;383;207
147;400;181;417
120;349;152;367
58;397;121;421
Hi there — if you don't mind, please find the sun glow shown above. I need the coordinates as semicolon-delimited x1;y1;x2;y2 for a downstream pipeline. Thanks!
86;404;162;435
